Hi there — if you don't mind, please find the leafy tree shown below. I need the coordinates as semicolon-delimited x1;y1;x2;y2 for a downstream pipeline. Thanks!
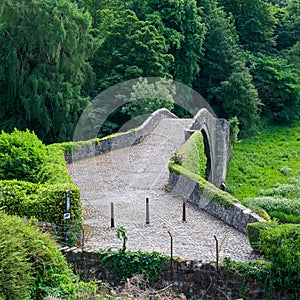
146;0;206;86
276;0;300;50
93;8;173;91
219;0;278;53
221;61;261;134
121;77;175;123
250;53;300;123
195;1;241;104
0;0;96;143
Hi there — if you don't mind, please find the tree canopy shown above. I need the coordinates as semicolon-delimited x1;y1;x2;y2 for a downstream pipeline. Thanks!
0;0;299;142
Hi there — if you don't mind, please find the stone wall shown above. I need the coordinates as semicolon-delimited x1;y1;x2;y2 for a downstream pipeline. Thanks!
167;172;264;234
66;108;178;163
60;247;291;300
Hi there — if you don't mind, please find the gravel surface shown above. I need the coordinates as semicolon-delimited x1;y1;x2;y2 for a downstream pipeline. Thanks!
67;118;258;262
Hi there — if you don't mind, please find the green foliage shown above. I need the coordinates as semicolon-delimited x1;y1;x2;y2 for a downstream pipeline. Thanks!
229;116;240;145
116;226;128;253
221;60;261;134
219;0;278;53
244;177;300;223
121;78;175;123
276;0;300;50
98;227;168;285
0;0;96;143
0;213;99;300
221;257;272;298
227;123;300;201
146;0;206;86
94;7;173;91
0;137;82;238
248;222;300;298
174;131;207;179
0;180;82;226
250;53;300;124
0;129;47;183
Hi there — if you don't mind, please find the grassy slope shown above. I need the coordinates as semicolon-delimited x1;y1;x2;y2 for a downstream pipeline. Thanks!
226;123;300;223
227;123;300;201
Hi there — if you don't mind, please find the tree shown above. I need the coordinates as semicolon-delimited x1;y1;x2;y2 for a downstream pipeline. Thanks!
93;8;173;91
276;0;300;51
250;53;300;123
219;0;278;53
221;61;261;134
0;0;96;143
121;77;175;124
146;0;206;86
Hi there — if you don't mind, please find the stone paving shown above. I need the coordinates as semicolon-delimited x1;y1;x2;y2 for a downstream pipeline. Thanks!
67;118;258;262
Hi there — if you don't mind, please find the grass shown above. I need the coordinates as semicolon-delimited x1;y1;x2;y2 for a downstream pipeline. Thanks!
227;123;300;200
173;131;207;178
227;122;300;223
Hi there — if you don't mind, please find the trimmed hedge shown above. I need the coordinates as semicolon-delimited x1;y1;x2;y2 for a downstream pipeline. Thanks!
0;180;81;225
247;222;300;298
0;131;83;241
0;129;47;183
174;131;207;179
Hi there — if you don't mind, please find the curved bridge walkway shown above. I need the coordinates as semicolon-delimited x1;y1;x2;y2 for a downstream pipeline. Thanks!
67;118;257;261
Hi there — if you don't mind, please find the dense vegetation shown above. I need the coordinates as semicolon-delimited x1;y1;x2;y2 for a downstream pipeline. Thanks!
0;0;299;143
0;213;99;299
0;130;82;241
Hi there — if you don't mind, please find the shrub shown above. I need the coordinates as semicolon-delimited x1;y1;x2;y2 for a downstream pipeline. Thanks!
0;213;98;300
0;129;47;183
0;180;82;226
98;227;168;285
247;222;300;298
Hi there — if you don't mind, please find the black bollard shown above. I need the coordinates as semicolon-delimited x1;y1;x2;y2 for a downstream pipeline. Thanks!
111;202;115;228
146;198;150;225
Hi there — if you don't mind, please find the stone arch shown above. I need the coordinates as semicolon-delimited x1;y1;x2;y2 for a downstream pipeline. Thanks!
185;108;230;188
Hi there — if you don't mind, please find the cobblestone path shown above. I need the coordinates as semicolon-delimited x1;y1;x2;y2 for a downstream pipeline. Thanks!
67;118;257;261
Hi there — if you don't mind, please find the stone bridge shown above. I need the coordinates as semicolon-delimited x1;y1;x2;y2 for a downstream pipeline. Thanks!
67;108;261;261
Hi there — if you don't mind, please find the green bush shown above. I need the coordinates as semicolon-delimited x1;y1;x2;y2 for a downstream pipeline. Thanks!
0;180;82;226
247;222;300;298
98;227;168;285
221;257;272;298
0;129;47;183
0;213;98;300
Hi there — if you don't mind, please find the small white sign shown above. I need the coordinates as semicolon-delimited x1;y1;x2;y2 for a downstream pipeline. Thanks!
64;213;70;220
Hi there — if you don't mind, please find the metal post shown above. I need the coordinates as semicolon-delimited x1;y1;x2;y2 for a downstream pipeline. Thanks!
111;202;115;228
65;190;70;246
182;201;186;222
146;198;150;225
168;231;173;282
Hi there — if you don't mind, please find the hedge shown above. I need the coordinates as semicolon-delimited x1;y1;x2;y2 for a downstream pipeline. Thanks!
0;180;81;226
247;222;300;299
